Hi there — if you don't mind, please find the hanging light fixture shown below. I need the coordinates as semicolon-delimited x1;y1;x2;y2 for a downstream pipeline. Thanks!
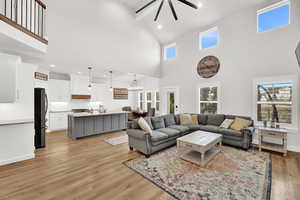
128;74;143;91
88;67;93;90
131;74;138;87
109;71;113;92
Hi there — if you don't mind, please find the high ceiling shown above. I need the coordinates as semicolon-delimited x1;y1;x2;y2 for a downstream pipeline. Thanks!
41;0;161;79
120;0;275;44
5;0;278;83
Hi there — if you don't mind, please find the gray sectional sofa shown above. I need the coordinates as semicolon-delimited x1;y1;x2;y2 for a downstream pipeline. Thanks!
127;114;254;157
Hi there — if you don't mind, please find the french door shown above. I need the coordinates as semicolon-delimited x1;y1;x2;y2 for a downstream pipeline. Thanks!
164;87;180;115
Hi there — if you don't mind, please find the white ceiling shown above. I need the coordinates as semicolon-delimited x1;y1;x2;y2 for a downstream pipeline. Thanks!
2;0;278;82
41;0;161;79
119;0;275;44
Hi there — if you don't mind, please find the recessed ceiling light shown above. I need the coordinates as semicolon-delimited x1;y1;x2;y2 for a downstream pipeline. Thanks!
157;24;163;30
50;64;55;68
197;2;203;8
77;72;82;74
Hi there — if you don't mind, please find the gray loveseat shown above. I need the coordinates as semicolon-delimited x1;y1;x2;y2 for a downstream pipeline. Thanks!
127;114;254;157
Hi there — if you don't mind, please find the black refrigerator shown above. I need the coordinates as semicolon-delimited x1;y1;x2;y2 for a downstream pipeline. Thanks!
34;88;48;149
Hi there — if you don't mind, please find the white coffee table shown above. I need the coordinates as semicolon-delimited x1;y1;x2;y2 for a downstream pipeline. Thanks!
177;131;222;166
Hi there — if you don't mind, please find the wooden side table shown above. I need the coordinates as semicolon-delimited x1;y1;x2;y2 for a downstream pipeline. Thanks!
257;127;288;156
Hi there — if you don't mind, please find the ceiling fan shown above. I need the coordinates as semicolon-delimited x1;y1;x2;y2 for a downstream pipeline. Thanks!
136;0;198;21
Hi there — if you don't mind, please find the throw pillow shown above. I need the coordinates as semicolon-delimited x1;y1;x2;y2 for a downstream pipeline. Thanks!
191;115;199;125
174;115;181;125
207;114;225;126
144;117;154;130
180;114;193;126
151;117;166;129
230;117;252;131
164;114;176;127
198;114;208;125
138;117;153;136
220;119;234;129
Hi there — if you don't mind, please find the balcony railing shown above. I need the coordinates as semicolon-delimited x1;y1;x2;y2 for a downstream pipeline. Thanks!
0;0;48;44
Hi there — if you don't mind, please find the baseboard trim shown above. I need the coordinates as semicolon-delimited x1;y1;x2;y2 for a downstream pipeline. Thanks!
0;153;35;166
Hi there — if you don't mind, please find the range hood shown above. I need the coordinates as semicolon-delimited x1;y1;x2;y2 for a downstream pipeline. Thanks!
71;94;91;99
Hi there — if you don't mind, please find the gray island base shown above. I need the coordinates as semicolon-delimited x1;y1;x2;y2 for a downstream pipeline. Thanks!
68;112;128;139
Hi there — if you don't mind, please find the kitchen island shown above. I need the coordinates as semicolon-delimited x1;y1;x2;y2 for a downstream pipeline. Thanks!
67;112;128;140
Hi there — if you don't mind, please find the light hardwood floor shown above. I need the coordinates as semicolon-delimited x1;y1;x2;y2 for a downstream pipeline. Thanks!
0;131;299;200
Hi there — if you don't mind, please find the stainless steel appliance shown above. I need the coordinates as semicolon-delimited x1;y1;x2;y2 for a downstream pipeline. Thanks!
34;88;48;149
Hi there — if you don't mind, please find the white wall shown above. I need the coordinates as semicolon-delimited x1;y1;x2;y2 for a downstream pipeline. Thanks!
48;73;162;112
0;55;37;165
138;76;160;91
160;0;300;150
49;80;137;112
35;67;50;89
0;20;47;53
93;84;136;111
0;62;37;121
70;82;136;112
0;0;4;14
131;76;161;110
0;123;35;166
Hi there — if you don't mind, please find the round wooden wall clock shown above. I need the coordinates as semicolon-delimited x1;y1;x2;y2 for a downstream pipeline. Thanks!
197;56;220;78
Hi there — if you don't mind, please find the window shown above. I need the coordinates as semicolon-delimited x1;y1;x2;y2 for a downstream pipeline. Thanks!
164;44;177;60
155;91;160;112
168;92;175;114
256;82;292;124
146;92;152;112
199;27;219;50
138;92;145;110
199;86;219;114
257;1;290;33
138;91;155;112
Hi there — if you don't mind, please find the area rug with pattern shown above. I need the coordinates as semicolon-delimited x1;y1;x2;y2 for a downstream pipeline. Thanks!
104;135;128;145
124;146;272;200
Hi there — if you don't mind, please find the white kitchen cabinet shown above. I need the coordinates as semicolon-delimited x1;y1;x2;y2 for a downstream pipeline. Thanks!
71;74;90;95
49;112;70;131
49;80;70;102
0;54;20;103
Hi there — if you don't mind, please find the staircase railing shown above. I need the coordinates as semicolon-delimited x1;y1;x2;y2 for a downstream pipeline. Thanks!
0;0;48;44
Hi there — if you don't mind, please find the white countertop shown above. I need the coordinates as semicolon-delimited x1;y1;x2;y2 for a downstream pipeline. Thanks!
0;119;34;126
69;111;128;117
49;110;72;113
